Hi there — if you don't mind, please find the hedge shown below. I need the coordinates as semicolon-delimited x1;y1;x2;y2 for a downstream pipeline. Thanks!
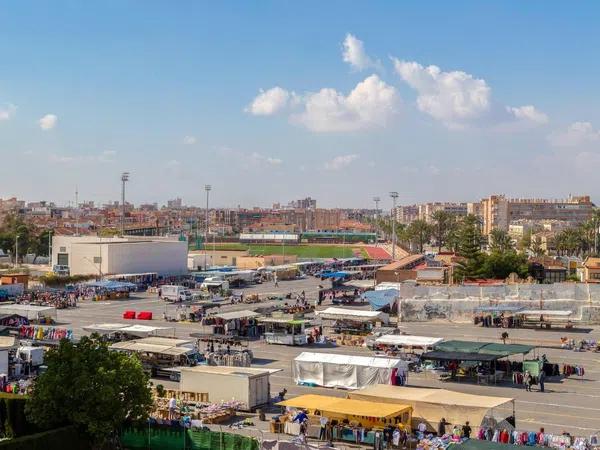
0;426;90;450
0;395;30;438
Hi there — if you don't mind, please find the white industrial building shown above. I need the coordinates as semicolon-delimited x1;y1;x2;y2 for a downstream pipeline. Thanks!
51;235;188;276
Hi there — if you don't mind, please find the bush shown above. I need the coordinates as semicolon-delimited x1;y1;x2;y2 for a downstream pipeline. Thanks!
0;426;90;450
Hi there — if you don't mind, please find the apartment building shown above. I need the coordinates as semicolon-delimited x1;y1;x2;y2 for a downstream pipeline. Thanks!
394;205;419;224
476;194;594;235
417;202;468;223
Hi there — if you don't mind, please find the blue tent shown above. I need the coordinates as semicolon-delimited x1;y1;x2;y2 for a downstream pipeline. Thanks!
362;289;399;310
321;271;351;279
85;280;137;291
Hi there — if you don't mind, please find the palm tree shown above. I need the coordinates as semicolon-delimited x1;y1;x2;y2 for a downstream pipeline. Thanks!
406;220;432;253
489;228;514;253
430;210;455;252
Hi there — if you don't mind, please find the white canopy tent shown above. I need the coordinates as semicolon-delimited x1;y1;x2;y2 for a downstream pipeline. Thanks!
0;304;57;321
375;335;444;348
316;307;389;324
292;351;408;389
83;323;175;338
213;310;260;321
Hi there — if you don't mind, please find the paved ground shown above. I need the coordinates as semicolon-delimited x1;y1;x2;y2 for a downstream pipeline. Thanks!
56;278;600;437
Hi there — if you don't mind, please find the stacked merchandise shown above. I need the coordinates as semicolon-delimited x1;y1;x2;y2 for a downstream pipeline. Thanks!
18;325;73;341
205;351;252;367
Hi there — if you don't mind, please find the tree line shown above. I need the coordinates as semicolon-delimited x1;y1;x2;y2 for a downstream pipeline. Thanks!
373;209;600;281
0;214;51;262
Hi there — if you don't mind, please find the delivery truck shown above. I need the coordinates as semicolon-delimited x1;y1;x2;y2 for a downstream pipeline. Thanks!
160;285;193;302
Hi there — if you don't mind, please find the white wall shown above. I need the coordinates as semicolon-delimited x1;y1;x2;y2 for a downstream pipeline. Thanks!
59;236;188;276
105;241;188;276
181;372;250;408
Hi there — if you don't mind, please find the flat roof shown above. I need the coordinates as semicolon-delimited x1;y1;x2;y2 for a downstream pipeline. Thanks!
375;335;444;348
213;310;259;321
278;394;410;418
110;341;193;356
179;365;281;377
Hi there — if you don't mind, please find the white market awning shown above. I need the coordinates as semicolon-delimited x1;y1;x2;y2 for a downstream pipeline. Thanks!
295;351;404;369
316;307;389;323
520;310;573;317
213;310;260;321
375;335;444;348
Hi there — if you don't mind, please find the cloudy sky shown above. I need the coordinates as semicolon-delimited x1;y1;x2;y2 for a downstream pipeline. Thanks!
1;2;600;208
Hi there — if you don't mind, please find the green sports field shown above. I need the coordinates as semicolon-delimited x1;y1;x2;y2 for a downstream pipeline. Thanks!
203;243;364;259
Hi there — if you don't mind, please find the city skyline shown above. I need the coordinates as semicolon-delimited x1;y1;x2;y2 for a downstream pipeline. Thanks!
2;3;600;207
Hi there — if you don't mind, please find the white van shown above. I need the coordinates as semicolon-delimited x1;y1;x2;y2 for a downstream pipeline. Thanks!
160;285;193;302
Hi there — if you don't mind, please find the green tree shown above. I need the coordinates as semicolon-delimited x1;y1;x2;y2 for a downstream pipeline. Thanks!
406;219;432;253
530;235;545;257
26;336;152;448
480;251;529;279
430;210;455;252
488;228;514;253
454;214;485;281
518;229;532;252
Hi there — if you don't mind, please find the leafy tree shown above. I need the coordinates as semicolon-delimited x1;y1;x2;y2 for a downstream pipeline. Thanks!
430;210;455;252
406;219;432;253
518;229;532;252
26;336;152;448
480;251;529;279
489;228;514;253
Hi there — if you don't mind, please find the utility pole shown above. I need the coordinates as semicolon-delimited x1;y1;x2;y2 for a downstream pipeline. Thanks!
373;196;381;247
15;235;19;267
75;185;79;236
48;229;53;267
204;185;211;269
390;192;399;261
121;172;130;236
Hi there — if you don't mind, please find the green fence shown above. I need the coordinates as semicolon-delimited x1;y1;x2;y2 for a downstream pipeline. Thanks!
122;427;259;450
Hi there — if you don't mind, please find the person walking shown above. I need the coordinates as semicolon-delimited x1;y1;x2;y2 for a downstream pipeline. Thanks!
319;415;328;440
539;370;546;392
524;370;533;392
438;418;448;436
462;421;472;439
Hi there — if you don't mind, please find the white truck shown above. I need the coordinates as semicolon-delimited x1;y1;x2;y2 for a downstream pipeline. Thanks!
160;285;193;302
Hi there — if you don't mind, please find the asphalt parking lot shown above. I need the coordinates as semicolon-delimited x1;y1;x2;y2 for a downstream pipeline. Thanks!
56;278;600;436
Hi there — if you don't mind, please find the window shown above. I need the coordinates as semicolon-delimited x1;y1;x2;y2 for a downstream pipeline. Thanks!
93;256;102;264
57;253;69;266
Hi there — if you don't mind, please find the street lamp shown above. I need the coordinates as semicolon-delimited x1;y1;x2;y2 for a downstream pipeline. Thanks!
204;185;211;269
373;196;381;246
390;192;399;260
14;235;19;267
48;229;53;267
121;172;130;236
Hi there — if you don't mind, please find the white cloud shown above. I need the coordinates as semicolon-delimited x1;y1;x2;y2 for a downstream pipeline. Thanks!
217;146;283;168
392;58;546;129
507;105;548;124
292;75;398;132
548;121;600;147
39;114;58;130
393;58;491;128
182;135;197;145
324;154;359;171
245;87;292;116
250;152;282;167
342;33;379;71
0;103;16;121
49;150;116;164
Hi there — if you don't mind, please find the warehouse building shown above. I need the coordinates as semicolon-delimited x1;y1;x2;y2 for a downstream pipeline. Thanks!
51;235;188;276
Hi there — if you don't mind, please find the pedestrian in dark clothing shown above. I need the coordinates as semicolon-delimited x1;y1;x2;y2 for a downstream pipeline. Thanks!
462;422;472;439
438;418;447;436
539;370;546;392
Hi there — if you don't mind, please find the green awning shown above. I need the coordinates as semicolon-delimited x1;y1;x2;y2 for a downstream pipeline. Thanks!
434;340;535;357
478;343;535;357
434;340;488;353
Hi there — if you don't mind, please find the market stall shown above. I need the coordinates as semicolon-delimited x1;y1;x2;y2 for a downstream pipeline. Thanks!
316;307;389;346
110;337;199;377
373;335;444;365
278;393;413;429
83;323;175;339
292;351;408;389
349;384;515;432
84;280;137;300
200;310;262;337
190;333;253;367
258;313;311;345
0;304;57;324
517;309;574;329
473;306;525;328
420;340;536;385
179;365;281;411
362;288;399;311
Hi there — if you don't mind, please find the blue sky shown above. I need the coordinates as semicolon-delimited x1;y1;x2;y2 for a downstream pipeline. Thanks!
1;2;600;208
